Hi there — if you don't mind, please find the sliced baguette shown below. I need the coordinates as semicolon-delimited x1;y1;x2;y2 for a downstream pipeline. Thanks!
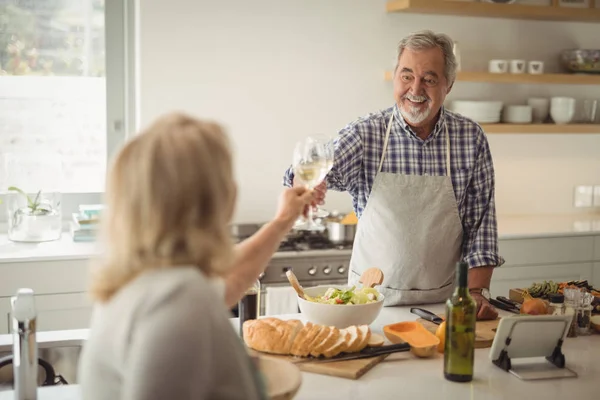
346;325;363;353
310;326;340;357
367;332;385;347
243;319;294;355
322;329;351;358
306;325;331;357
355;325;371;352
296;324;324;357
289;322;314;357
261;318;303;354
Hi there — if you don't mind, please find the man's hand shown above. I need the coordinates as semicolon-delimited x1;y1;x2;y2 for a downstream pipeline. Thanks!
293;177;326;208
471;292;498;320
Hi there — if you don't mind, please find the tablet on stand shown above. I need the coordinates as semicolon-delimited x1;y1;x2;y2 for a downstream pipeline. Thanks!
488;314;578;381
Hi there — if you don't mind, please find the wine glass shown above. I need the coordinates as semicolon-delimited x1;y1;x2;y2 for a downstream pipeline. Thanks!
312;135;335;221
292;137;328;231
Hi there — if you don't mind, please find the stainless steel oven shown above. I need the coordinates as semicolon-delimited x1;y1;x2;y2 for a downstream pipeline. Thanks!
258;250;351;315
230;225;352;317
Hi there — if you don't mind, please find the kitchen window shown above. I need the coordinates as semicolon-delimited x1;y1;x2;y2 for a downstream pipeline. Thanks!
0;0;137;222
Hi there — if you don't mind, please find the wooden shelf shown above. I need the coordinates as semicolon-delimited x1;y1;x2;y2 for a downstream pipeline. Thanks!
384;70;600;85
480;124;600;134
386;0;600;23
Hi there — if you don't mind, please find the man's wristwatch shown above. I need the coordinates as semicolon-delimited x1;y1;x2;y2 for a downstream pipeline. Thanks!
469;288;491;301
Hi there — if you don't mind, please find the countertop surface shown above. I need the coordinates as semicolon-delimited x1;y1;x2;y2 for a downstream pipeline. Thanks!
497;213;600;239
0;305;598;400
0;213;599;263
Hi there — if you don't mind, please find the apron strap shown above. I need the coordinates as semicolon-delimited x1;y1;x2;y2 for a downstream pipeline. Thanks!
378;112;452;176
378;113;394;173
444;121;451;177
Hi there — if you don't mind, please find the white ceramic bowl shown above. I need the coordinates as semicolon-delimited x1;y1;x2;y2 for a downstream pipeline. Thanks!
550;97;576;124
297;285;384;328
503;105;532;123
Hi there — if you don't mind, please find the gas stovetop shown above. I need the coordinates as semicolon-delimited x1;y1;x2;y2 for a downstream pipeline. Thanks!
277;231;352;252
232;224;352;252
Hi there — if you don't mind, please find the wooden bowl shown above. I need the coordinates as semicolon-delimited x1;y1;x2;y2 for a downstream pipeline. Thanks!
257;355;302;400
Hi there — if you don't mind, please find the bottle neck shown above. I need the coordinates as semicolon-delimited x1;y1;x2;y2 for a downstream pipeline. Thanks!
454;262;469;295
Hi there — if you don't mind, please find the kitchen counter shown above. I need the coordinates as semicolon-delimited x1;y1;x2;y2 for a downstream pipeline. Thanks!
0;213;599;263
0;305;598;400
497;213;600;239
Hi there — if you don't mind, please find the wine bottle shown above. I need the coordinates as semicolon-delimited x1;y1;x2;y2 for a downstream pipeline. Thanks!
444;261;476;382
239;279;261;338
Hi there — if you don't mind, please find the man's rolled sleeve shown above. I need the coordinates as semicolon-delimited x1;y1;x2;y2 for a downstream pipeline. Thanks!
461;132;505;269
282;166;294;188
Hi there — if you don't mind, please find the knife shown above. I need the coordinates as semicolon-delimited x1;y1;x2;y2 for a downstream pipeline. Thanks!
293;342;411;364
489;298;519;313
410;308;444;325
496;296;521;311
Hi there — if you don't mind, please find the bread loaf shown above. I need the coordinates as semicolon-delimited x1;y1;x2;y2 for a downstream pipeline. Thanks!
242;318;372;359
242;318;303;355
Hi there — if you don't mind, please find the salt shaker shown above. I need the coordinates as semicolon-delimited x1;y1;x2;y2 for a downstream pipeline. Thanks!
575;293;593;336
548;293;565;315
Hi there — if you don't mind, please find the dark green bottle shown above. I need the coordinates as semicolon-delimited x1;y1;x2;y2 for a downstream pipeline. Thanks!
444;261;476;382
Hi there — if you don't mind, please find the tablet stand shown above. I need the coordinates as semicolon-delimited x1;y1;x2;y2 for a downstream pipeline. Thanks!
490;316;577;381
492;337;566;371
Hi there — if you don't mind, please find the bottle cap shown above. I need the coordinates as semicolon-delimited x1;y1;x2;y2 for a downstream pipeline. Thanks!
549;293;564;304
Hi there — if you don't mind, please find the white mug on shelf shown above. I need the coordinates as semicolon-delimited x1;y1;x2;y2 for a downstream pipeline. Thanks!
510;59;526;74
489;59;508;73
550;97;576;124
528;61;544;74
527;97;550;123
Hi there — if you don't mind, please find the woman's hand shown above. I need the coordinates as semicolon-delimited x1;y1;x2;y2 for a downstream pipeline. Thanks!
274;186;315;230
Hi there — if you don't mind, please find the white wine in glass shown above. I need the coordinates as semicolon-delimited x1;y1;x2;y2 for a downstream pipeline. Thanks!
292;137;328;231
295;160;328;187
313;136;335;220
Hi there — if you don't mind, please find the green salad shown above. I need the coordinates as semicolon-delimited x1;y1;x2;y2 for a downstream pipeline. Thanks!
306;286;380;305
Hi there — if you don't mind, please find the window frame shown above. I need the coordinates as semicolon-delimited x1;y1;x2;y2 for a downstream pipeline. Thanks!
0;0;138;225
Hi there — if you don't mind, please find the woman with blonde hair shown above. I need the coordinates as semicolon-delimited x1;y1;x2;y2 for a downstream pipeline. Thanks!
78;112;314;400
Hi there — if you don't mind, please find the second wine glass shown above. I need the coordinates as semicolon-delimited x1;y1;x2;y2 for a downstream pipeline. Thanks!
292;137;328;231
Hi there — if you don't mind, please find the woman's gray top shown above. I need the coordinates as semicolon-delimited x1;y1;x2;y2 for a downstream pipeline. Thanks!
78;267;266;400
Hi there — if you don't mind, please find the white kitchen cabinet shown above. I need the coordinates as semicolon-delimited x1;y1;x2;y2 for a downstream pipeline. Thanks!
491;234;599;298
0;259;89;297
0;292;92;334
498;236;595;266
490;262;593;298
593;263;600;290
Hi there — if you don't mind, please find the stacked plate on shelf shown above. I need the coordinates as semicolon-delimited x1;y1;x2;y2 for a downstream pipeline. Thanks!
450;101;503;123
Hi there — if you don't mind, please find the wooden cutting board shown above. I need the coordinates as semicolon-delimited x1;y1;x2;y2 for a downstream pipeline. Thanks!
248;349;390;380
417;315;500;349
509;288;526;303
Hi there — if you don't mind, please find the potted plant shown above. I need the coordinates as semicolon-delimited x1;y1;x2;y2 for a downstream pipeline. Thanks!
5;186;62;242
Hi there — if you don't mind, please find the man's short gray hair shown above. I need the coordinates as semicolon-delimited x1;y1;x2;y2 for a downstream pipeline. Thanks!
395;30;457;85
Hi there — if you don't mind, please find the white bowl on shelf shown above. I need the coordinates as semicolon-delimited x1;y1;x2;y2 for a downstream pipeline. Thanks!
550;97;576;124
503;105;533;124
451;100;504;123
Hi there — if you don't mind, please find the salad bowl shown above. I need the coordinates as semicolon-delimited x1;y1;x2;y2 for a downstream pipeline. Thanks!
297;285;384;328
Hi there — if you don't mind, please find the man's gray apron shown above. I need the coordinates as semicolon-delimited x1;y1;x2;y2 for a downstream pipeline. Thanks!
348;112;463;306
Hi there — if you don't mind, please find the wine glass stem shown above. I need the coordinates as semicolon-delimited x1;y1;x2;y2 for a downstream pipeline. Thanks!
307;201;315;222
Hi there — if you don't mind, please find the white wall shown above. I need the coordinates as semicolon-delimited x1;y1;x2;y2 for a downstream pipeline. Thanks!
138;0;600;223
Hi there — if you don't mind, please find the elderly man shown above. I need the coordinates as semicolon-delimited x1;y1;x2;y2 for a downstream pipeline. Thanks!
283;30;504;320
